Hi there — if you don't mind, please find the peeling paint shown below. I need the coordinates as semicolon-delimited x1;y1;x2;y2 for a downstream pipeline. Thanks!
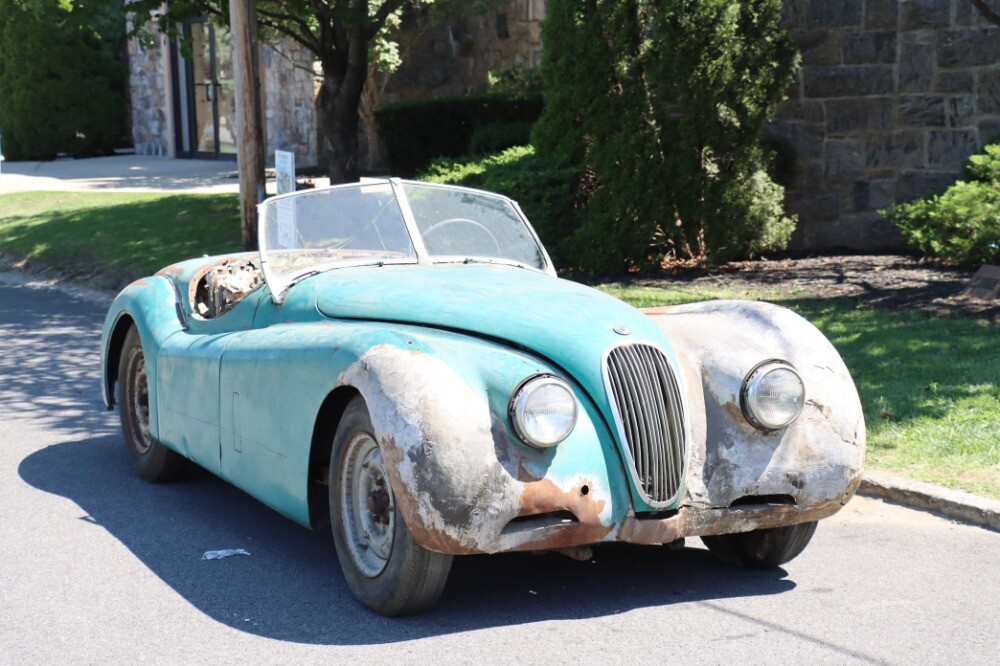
643;300;866;511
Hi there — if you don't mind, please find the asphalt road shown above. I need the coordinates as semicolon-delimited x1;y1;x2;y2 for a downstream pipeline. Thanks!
1;280;997;665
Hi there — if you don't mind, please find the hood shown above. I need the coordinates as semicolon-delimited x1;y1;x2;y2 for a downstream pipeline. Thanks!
312;263;678;409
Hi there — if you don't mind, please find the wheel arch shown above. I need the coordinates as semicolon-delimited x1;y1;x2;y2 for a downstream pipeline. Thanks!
103;312;136;409
307;385;361;529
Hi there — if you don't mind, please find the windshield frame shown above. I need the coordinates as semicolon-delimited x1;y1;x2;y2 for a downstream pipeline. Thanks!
257;178;555;304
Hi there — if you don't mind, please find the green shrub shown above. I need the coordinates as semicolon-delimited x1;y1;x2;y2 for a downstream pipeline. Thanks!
532;0;799;271
419;145;582;266
885;142;1000;266
487;67;544;94
468;122;534;156
0;0;127;160
375;93;543;176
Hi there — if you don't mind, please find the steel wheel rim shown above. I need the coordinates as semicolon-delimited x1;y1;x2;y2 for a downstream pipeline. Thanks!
130;350;152;454
340;432;395;577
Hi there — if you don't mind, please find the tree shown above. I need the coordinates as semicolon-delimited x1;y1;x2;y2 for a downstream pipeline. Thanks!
0;0;127;160
127;0;484;183
533;0;799;270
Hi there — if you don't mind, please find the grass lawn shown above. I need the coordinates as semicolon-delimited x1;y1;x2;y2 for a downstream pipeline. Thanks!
601;285;1000;499
0;191;995;498
0;191;240;289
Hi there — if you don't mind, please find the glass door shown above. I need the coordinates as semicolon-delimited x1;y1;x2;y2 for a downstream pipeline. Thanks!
172;20;237;160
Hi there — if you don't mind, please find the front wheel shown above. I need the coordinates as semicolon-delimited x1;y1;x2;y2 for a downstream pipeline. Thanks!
701;521;818;568
117;325;187;482
329;396;453;616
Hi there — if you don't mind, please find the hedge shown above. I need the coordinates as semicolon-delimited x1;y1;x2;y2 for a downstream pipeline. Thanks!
375;92;543;176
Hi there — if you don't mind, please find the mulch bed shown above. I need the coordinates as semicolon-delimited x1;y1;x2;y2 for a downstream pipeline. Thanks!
621;255;999;321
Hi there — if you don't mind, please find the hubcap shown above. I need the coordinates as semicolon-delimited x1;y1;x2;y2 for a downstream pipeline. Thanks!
131;352;152;454
340;432;395;577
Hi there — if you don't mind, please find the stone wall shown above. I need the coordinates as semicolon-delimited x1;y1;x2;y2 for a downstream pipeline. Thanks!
382;0;546;104
127;28;171;158
261;41;319;167
774;0;1000;250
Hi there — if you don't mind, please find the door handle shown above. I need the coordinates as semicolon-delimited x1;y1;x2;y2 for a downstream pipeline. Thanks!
204;82;214;102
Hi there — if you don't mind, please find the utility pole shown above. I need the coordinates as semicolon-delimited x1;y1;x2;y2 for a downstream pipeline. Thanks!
230;0;265;250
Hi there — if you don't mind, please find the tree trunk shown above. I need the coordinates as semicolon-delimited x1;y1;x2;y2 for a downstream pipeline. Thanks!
316;24;369;184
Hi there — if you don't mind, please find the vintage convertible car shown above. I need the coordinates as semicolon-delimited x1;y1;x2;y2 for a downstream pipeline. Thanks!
100;179;865;615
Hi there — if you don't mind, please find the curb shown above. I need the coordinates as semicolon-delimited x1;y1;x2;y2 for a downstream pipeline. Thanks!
859;471;1000;531
0;268;114;307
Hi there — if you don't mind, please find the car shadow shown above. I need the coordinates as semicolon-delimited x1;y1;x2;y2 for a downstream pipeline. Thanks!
19;434;796;646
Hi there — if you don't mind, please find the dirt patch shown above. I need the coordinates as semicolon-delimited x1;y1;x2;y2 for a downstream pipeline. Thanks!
621;255;999;321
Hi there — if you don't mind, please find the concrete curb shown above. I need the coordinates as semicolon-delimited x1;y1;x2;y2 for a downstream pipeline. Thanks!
0;268;115;307
859;471;1000;531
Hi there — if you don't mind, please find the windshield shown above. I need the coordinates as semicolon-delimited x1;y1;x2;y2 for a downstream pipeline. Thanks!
259;182;418;298
402;182;546;270
259;180;550;301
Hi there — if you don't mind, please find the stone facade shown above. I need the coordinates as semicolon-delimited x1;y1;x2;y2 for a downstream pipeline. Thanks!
774;0;1000;250
127;25;317;165
382;0;546;103
260;41;318;166
128;28;171;157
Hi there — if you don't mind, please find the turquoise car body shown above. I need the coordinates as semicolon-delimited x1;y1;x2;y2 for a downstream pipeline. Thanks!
100;189;865;556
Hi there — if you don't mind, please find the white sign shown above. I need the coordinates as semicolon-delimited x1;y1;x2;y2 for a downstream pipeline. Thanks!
276;197;297;249
275;150;296;195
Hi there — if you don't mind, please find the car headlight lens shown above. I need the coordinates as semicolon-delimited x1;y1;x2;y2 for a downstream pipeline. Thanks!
741;361;805;431
510;375;578;448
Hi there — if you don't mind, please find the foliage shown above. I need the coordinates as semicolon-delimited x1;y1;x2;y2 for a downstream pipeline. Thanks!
532;0;799;272
885;142;1000;266
468;121;534;155
419;145;581;265
605;284;1000;499
0;0;126;160
486;67;544;94
376;92;543;175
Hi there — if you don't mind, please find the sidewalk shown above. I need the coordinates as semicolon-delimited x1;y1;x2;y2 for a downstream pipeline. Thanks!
0;154;322;195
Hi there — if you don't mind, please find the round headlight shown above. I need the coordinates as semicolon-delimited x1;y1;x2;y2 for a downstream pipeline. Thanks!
741;361;805;431
510;375;578;448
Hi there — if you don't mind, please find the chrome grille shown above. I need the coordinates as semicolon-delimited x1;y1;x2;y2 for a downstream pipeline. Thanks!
604;343;687;505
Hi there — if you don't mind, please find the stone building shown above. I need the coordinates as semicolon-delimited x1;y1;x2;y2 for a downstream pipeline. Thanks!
773;0;1000;250
128;18;317;164
127;0;1000;251
127;2;544;167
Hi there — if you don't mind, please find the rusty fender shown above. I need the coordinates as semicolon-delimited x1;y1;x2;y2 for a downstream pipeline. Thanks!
644;300;866;515
335;344;619;555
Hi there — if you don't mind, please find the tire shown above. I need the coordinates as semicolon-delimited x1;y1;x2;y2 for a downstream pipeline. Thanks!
329;396;453;616
701;521;818;568
117;325;187;483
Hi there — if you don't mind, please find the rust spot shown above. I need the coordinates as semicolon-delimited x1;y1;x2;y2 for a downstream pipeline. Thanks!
155;265;184;277
640;306;674;316
618;499;844;545
130;279;150;288
518;478;605;525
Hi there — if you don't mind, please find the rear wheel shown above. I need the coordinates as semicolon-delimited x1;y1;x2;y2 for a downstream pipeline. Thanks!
701;521;818;568
118;325;187;482
329;396;452;616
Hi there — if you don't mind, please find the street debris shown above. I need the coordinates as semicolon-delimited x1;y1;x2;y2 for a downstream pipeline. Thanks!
201;548;251;561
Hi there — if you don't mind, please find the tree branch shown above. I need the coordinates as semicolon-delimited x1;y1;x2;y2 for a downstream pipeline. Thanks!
256;8;319;50
368;0;409;38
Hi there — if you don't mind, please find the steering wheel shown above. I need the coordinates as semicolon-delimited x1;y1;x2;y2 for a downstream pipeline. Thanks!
421;217;503;255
